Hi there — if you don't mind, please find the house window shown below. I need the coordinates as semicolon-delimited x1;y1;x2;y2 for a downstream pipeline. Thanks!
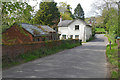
62;35;66;39
75;25;79;30
75;35;79;39
70;35;73;39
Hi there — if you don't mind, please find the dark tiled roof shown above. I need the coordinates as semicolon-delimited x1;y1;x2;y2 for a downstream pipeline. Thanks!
58;19;92;27
58;20;73;27
21;23;48;37
35;25;56;33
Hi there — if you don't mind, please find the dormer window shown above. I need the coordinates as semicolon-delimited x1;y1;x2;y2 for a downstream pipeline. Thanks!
75;25;79;30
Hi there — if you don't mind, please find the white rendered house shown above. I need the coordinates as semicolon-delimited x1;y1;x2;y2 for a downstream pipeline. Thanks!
58;18;92;42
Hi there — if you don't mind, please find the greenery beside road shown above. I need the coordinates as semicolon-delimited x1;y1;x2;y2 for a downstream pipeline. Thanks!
105;35;116;44
102;3;119;78
2;40;82;69
105;35;120;78
106;43;119;78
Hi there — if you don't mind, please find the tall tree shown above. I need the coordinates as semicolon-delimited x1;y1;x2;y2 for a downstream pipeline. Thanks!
58;2;74;20
58;2;67;14
74;3;84;20
66;5;75;19
60;12;72;20
33;1;60;26
105;8;118;34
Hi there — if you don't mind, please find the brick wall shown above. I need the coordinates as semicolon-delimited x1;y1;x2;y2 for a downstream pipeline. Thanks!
2;26;33;44
2;40;81;58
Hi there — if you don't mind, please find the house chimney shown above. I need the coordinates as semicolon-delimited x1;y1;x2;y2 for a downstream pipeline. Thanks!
60;16;62;22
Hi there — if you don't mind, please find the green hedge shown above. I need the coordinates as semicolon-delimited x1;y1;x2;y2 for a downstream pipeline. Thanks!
95;28;106;34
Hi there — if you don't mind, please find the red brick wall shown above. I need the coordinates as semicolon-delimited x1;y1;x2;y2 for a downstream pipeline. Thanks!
2;26;33;44
2;41;62;58
2;40;80;58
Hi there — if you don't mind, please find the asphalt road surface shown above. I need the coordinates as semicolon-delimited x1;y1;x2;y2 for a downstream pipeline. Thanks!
3;34;109;78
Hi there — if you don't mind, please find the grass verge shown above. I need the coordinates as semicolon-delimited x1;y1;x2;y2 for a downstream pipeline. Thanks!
105;34;120;78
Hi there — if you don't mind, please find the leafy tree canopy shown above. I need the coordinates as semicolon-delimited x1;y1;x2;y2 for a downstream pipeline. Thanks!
105;8;118;35
2;2;34;32
2;2;33;25
60;12;73;20
58;2;74;20
33;1;60;26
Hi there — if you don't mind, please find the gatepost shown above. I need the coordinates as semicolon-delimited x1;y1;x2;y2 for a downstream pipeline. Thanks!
116;37;120;78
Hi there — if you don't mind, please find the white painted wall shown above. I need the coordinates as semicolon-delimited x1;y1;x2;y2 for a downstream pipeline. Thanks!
58;27;69;39
68;20;85;41
85;26;92;40
58;19;92;42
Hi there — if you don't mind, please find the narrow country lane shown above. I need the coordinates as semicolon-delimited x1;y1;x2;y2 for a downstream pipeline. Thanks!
3;34;109;78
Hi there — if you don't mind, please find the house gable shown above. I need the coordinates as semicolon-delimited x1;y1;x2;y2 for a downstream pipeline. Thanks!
68;19;85;26
68;19;85;31
58;20;73;27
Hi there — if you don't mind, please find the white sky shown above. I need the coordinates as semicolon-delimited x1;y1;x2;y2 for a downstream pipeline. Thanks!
56;0;96;18
28;0;103;18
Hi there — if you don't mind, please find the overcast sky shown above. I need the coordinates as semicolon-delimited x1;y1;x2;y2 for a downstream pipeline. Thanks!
28;0;103;18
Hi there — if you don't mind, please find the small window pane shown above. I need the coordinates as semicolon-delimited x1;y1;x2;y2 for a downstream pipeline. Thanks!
62;35;66;39
70;35;73;39
75;25;79;30
75;35;79;39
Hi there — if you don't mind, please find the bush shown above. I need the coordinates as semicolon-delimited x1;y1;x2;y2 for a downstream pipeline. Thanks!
105;34;116;44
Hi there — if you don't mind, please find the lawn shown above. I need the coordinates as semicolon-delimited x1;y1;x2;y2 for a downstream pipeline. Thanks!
95;28;106;34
